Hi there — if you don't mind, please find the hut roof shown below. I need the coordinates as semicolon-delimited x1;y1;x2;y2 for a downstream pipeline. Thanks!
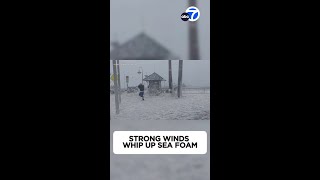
143;72;166;81
110;32;179;60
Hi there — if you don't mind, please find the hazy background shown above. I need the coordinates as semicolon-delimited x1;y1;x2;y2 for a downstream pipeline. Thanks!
110;0;210;60
110;60;210;88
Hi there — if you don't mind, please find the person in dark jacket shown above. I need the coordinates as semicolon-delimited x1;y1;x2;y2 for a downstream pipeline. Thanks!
138;83;145;100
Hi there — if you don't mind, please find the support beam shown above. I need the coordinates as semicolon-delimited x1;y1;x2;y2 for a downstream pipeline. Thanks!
177;60;183;98
168;60;173;93
117;60;121;103
112;60;120;114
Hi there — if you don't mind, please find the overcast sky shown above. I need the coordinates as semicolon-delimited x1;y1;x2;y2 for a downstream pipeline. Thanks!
110;0;210;60
110;60;210;87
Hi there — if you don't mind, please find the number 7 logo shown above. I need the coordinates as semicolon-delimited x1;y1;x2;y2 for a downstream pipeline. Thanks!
185;6;200;22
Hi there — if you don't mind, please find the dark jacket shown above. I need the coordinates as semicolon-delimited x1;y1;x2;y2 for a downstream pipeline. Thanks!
138;84;144;91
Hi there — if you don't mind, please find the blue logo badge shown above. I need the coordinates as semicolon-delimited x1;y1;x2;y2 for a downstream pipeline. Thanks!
185;6;200;22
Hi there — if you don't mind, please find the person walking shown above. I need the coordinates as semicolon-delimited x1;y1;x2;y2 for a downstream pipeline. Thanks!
138;83;145;101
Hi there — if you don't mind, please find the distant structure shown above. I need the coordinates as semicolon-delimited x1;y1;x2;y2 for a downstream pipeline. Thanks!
143;72;166;95
188;0;200;60
110;32;179;60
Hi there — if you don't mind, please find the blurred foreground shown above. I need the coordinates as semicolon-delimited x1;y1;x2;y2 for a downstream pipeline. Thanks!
110;120;210;180
110;91;210;121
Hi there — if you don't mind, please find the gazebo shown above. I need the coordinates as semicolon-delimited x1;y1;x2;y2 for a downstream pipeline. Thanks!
110;32;179;60
143;72;166;95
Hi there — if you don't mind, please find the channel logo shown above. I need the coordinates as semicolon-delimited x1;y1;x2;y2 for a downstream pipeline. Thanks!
181;13;189;21
181;6;200;22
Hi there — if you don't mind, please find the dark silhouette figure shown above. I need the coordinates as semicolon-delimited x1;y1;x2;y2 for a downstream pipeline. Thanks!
138;83;145;100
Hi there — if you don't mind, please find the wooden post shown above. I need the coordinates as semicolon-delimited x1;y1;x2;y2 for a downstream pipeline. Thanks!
168;60;173;93
112;60;120;114
188;0;200;60
177;60;183;98
124;74;126;91
117;60;121;103
126;76;128;90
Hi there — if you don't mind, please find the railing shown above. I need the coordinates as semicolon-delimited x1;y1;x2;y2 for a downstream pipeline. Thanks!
110;87;210;94
181;87;210;94
162;87;210;94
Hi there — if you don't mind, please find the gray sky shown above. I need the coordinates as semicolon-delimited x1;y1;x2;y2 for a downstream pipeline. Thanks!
110;0;210;60
110;60;210;87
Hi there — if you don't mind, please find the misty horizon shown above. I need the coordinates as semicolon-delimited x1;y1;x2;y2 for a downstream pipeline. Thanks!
110;60;210;88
